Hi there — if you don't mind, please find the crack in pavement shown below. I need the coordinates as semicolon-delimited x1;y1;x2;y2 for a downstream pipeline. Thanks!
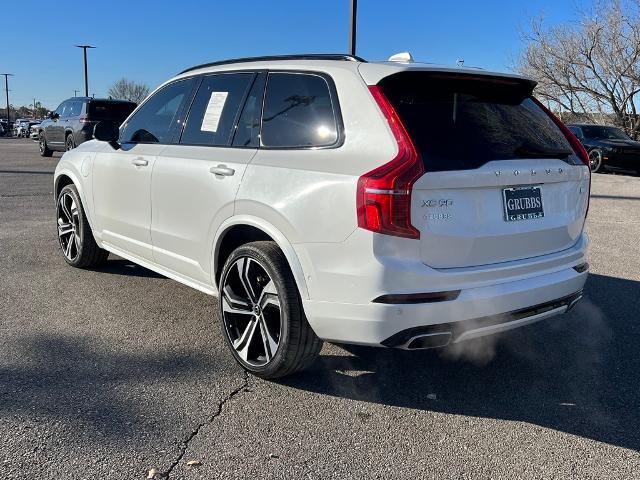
163;370;250;479
0;193;53;197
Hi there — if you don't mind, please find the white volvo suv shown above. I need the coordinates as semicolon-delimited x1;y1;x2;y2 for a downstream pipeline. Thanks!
53;54;590;378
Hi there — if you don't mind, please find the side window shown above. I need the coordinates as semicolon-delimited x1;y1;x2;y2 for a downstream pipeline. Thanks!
54;102;67;118
261;73;339;148
66;101;83;118
569;126;584;139
181;73;254;146
232;73;266;147
121;78;194;144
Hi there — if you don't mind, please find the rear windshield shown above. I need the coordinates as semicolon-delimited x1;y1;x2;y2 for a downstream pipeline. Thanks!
88;101;136;122
379;72;580;171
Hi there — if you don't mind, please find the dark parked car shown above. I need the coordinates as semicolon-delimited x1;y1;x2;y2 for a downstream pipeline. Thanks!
567;123;640;174
1;121;12;136
38;97;136;156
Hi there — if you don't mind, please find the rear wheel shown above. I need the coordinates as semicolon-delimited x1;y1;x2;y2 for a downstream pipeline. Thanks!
589;148;603;173
65;134;74;151
219;241;322;379
56;184;109;268
39;133;53;157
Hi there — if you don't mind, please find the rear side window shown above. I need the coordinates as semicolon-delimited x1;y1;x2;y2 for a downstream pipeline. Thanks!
380;72;580;171
181;73;254;146
261;73;338;148
89;101;136;122
121;78;194;144
66;101;83;118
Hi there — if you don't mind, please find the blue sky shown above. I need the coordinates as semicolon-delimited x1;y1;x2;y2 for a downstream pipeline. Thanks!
1;0;583;109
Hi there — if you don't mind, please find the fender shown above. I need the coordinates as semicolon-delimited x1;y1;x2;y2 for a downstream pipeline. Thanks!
54;166;98;236
212;215;310;300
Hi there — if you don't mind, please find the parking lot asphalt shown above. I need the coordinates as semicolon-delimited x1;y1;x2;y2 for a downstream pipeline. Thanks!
0;137;639;479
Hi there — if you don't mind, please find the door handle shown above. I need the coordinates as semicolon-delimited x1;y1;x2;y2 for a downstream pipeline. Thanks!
131;158;148;167
209;165;235;176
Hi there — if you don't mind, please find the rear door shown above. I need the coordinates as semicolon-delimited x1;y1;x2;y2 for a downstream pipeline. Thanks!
64;100;83;144
379;72;590;268
150;72;263;283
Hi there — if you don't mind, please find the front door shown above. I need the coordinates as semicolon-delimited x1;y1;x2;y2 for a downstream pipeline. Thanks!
92;143;162;260
47;101;68;146
92;77;197;261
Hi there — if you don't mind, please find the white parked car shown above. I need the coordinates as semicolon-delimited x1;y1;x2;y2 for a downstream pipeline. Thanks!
14;119;31;137
53;54;590;378
30;124;41;140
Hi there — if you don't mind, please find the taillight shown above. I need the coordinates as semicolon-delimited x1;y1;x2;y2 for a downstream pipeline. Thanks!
532;98;589;167
356;85;424;239
532;97;591;215
79;115;91;124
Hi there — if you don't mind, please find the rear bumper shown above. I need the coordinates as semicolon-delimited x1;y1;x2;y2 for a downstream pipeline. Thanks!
303;266;588;346
381;290;582;348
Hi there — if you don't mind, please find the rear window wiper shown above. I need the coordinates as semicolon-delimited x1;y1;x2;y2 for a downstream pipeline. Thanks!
514;144;572;159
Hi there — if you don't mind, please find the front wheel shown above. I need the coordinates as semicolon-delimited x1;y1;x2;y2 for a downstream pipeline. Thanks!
56;184;109;268
219;241;322;379
589;148;604;173
39;134;53;157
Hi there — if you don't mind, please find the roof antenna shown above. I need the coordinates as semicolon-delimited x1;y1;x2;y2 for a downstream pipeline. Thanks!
388;52;414;62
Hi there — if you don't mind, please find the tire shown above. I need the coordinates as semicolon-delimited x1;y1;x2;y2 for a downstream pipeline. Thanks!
39;133;53;157
588;148;604;173
218;241;322;379
56;184;109;268
65;134;75;151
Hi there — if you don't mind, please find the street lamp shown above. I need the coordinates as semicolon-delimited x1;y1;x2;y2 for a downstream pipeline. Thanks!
349;0;358;56
1;73;13;124
75;45;95;97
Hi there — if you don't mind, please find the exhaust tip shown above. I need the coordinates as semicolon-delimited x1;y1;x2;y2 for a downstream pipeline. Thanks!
405;332;452;350
566;293;583;312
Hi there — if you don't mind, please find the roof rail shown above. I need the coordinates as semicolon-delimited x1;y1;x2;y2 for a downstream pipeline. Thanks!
178;54;366;75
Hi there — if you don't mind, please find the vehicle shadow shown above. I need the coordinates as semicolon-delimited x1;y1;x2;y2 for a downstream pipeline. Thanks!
0;334;217;437
96;258;167;279
282;273;640;452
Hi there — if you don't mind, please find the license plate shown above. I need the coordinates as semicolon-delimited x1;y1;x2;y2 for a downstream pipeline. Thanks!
503;186;544;222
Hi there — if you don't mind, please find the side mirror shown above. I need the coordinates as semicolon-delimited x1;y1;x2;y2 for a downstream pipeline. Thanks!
93;120;120;149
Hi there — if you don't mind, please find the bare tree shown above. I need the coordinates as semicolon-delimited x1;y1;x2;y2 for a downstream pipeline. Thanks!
517;0;640;138
108;78;150;104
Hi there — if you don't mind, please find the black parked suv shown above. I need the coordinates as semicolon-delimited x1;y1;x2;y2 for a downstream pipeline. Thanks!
38;97;136;156
567;123;640;174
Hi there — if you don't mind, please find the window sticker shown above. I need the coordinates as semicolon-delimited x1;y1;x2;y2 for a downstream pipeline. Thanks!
201;91;228;132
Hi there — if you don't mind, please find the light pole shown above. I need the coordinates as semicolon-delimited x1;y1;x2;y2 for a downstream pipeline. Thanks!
349;0;358;56
75;45;95;97
1;73;13;124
